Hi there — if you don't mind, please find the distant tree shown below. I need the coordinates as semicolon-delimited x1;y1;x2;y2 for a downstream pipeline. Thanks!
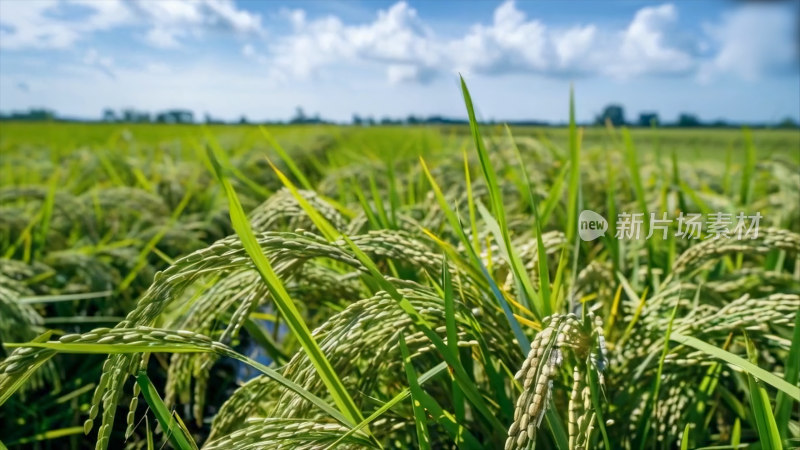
406;115;420;125
777;117;799;128
677;113;701;127
366;116;375;126
175;110;193;123
352;114;363;126
14;109;55;121
155;110;193;124
239;116;249;125
596;104;626;126
380;117;401;125
102;109;117;122
290;106;307;124
638;112;659;127
122;109;150;123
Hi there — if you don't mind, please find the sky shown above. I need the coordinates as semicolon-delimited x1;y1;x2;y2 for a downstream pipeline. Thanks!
0;0;798;124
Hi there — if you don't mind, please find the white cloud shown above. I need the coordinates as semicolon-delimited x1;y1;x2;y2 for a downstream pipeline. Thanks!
607;3;694;78
0;0;98;49
267;2;437;83
0;0;264;50
1;0;796;87
447;2;550;75
129;0;264;49
699;3;799;82
552;26;598;71
450;1;694;78
260;1;700;82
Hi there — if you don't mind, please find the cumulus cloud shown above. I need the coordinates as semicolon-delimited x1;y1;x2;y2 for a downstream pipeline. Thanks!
1;0;795;85
259;0;700;82
0;0;121;49
128;0;264;48
699;3;799;82
0;0;264;50
607;3;694;78
447;1;551;75
267;2;437;83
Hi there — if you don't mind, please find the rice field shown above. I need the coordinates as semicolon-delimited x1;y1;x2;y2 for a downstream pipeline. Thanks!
1;82;799;449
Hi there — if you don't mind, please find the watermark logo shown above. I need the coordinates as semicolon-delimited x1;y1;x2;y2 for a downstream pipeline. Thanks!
578;210;762;242
578;210;608;241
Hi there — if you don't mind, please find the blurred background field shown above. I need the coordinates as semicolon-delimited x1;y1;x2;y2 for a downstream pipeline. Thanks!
3;121;799;161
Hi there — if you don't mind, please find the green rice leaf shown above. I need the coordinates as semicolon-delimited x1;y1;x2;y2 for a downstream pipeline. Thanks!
744;334;782;450
670;332;800;401
204;143;366;429
136;371;198;450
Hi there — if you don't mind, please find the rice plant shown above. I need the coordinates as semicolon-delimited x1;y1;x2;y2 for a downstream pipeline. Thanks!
0;79;798;449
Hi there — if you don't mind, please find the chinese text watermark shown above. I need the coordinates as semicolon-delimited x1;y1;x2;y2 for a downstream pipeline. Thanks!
579;210;761;242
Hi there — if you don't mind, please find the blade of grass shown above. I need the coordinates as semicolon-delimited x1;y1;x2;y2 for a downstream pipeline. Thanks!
637;299;680;449
368;173;391;229
460;75;544;318
539;161;569;228
739;128;755;206
585;318;612;450
204;144;365;429
386;161;400;227
19;290;112;304
506;124;553;313
6;427;84;446
421;158;532;351
351;180;382;229
146;416;154;450
744;333;782;450
606;153;620;272
565;84;580;244
399;334;481;450
622;128;654;284
442;256;466;441
463;147;480;253
259;126;313;191
775;311;800;439
326;362;448;449
551;86;582;315
670;332;800;401
400;333;432;450
136;371;198;450
680;424;691;450
32;168;59;260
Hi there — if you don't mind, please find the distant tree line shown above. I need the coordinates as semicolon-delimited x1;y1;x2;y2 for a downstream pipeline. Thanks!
594;104;799;129
1;105;797;129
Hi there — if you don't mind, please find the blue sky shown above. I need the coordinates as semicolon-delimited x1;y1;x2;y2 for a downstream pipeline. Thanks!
0;0;798;123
